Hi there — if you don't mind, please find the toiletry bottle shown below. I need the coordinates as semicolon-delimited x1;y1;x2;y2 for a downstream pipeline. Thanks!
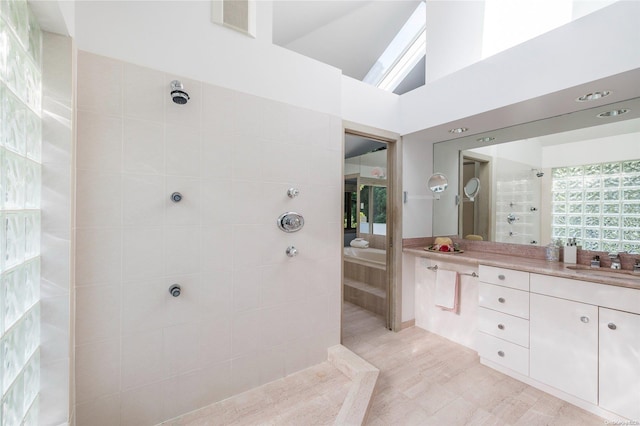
564;238;577;264
591;255;601;268
546;242;559;261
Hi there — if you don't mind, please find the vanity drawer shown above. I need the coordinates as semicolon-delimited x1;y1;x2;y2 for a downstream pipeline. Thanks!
479;265;529;291
478;307;529;348
477;332;529;376
479;282;530;319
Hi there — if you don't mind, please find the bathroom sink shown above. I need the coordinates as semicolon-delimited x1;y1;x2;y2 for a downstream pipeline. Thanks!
565;265;640;281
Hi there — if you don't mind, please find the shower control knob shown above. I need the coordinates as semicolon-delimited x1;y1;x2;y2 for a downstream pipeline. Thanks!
277;212;305;233
169;284;181;297
286;246;298;257
171;192;182;203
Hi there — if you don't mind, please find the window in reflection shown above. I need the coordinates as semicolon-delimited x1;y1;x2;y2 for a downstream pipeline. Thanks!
551;160;640;253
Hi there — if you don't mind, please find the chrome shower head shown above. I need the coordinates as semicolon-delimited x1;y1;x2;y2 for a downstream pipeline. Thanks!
170;80;190;105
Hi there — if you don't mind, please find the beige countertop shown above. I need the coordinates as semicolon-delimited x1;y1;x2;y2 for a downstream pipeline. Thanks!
403;246;640;290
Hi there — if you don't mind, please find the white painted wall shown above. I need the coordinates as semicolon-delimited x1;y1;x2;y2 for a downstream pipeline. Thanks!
341;75;401;133
400;1;640;136
542;133;640;168
425;0;485;83
73;1;342;116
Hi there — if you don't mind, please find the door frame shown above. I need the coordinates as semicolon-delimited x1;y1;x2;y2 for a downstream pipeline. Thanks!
342;121;402;332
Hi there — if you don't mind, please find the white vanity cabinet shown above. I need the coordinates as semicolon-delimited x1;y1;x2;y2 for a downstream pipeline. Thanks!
477;265;530;376
599;307;640;421
529;293;598;404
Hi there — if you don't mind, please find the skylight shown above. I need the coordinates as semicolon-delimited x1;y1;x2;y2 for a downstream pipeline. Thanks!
363;1;426;92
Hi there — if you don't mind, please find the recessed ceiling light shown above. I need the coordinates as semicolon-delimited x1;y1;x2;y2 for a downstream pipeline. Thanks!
576;91;611;102
449;127;468;134
476;136;495;143
597;108;629;118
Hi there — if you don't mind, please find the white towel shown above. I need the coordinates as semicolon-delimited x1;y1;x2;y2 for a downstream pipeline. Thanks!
350;238;369;248
435;269;459;313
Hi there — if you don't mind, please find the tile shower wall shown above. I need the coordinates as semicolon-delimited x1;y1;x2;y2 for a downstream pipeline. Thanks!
494;158;541;245
74;51;342;425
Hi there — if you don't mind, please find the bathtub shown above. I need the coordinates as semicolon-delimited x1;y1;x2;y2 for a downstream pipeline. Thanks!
343;247;386;270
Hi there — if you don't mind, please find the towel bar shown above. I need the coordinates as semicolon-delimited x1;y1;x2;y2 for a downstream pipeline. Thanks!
426;264;479;278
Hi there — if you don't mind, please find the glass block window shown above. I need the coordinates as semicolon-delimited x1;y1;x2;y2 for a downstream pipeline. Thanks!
1;1;42;425
552;160;640;253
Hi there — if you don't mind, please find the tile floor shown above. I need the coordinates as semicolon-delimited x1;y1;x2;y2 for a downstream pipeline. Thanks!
164;302;606;425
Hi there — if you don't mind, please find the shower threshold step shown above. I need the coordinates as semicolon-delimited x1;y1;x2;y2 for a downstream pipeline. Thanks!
343;278;386;299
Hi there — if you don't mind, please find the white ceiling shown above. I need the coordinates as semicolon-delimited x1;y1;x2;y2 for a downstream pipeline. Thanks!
272;0;422;81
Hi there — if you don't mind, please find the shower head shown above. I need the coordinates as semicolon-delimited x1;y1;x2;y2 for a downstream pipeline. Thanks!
532;169;544;178
170;80;190;105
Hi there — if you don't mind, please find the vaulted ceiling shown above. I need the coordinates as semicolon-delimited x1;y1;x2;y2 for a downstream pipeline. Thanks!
272;1;424;93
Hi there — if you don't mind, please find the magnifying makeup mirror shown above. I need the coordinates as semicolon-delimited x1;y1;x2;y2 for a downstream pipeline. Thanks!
463;177;480;201
428;173;448;198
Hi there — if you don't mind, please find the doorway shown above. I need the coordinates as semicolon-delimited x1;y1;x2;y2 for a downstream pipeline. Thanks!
341;127;400;338
459;152;491;241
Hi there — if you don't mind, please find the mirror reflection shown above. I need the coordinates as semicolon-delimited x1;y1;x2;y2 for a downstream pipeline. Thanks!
464;177;481;201
433;98;640;254
428;173;448;193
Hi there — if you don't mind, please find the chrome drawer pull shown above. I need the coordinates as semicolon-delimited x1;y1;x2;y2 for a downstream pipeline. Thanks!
608;323;617;330
498;274;505;280
497;324;505;330
498;297;505;303
497;350;505;357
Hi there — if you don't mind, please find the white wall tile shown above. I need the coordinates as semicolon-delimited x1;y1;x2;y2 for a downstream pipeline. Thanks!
166;124;201;177
258;306;287;349
120;377;177;426
201;133;233;179
164;76;202;129
259;345;285;384
162;322;202;376
76;394;121;426
122;227;164;280
76;228;122;285
77;51;123;116
200;226;233;273
232;135;263;180
76;111;122;172
164;274;203;326
231;310;261;357
75;52;343;424
75;284;121;345
232;267;261;313
76;171;122;228
165;176;201;226
231;352;261;395
230;179;265;225
199;316;232;364
40;358;71;426
122;279;166;334
121;330;164;390
197;271;233;320
40;230;70;288
41;165;72;230
122;173;165;227
123;63;165;122
164;227;201;275
122;118;165;175
76;338;121;403
199;360;233;403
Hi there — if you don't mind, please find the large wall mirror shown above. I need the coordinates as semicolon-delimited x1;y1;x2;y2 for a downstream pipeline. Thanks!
431;75;640;254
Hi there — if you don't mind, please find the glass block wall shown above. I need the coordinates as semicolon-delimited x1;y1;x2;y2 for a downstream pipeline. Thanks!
551;160;640;253
1;0;42;425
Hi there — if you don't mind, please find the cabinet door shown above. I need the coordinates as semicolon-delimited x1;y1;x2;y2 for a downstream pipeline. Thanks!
530;293;598;404
599;308;640;420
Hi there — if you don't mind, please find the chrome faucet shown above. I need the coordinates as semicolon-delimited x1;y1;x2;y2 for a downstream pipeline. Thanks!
609;252;621;270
